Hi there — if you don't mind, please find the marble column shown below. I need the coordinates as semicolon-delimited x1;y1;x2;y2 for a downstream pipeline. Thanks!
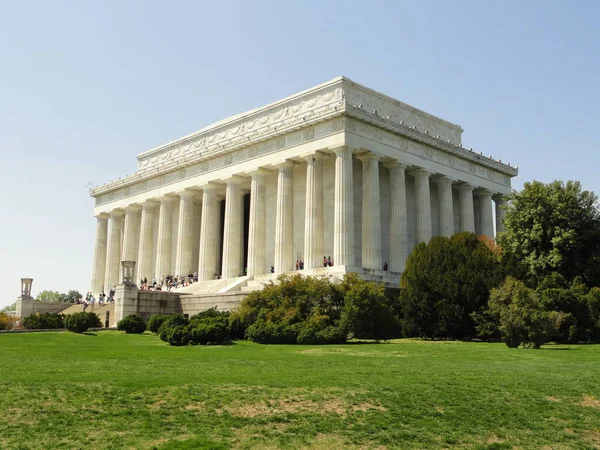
436;177;454;237
386;162;408;273
458;184;476;233
274;163;294;273
222;178;243;279
493;194;507;235
303;154;325;270
91;213;109;293
247;170;268;276
478;190;495;239
122;206;141;261
175;190;196;277
333;147;355;267
411;169;432;243
198;184;220;281
104;210;124;291
359;153;382;270
155;196;175;281
137;201;157;283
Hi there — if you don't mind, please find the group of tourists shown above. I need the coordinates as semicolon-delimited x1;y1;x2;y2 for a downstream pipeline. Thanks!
80;289;115;311
138;273;198;292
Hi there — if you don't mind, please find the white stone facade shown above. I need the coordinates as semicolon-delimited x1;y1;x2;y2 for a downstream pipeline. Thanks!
89;77;518;293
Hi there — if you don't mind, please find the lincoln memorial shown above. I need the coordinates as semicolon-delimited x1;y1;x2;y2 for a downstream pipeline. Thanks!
89;77;518;298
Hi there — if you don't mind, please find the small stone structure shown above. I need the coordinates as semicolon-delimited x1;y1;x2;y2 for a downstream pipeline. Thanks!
16;278;68;318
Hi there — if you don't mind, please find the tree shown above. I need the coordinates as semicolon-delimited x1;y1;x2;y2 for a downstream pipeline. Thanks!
65;290;82;303
1;302;16;312
339;273;399;341
488;277;560;348
498;180;600;287
399;232;502;339
35;290;62;303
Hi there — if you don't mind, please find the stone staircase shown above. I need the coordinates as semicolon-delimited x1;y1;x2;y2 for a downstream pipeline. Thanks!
175;276;252;295
58;302;115;327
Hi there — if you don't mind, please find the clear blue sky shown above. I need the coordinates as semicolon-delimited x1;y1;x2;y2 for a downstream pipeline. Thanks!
1;0;599;308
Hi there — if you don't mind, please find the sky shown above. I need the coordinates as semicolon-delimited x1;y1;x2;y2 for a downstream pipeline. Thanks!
1;0;599;308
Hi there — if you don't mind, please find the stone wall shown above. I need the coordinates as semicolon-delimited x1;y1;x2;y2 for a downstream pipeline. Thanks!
180;293;246;316
16;297;71;318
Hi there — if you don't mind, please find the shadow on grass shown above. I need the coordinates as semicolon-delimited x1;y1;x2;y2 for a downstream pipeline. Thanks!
82;332;98;337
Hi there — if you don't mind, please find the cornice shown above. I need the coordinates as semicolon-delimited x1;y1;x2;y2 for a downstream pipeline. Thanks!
90;76;517;197
344;106;518;177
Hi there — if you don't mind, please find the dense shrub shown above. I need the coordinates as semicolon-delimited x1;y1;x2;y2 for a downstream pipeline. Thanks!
339;273;399;340
0;312;18;330
64;312;101;333
488;277;561;348
117;314;147;334
238;273;398;344
400;232;503;340
157;310;232;346
158;314;189;342
22;312;65;330
147;314;169;334
189;316;231;345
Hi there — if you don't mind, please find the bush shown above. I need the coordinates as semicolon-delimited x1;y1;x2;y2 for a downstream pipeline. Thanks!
339;273;399;341
168;325;191;346
488;277;560;348
147;314;169;334
117;314;146;334
245;320;303;344
189;316;231;345
0;312;18;330
158;314;189;342
22;312;65;330
64;312;101;333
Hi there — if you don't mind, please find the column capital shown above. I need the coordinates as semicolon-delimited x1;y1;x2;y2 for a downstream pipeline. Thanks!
409;168;432;178
123;204;142;213
245;168;272;179
273;160;297;170
95;213;110;221
331;145;353;155
108;209;125;218
303;150;330;162
433;175;457;185
198;182;221;192
476;189;494;197
493;193;507;203
220;175;246;185
139;200;159;209
154;194;177;204
175;189;198;199
384;161;408;170
357;151;381;162
457;183;476;192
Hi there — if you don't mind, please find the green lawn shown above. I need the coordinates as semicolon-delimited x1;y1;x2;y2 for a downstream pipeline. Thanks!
0;332;599;449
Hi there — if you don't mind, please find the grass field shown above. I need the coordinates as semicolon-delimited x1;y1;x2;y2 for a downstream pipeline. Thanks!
0;332;599;450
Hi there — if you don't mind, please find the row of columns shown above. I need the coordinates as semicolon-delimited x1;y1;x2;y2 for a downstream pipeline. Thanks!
91;147;507;293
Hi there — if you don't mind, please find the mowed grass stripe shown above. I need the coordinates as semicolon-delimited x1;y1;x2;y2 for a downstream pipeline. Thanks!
0;332;599;449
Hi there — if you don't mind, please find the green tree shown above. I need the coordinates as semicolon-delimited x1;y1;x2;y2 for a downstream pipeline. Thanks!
1;301;16;312
498;180;600;287
66;290;82;303
339;273;399;341
35;290;62;303
399;232;502;339
537;274;600;342
488;277;560;348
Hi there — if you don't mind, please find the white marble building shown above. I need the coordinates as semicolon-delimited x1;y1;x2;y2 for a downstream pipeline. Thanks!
89;77;518;295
